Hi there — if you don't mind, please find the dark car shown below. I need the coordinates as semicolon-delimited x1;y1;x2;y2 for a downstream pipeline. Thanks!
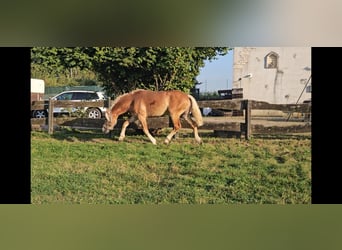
31;90;107;119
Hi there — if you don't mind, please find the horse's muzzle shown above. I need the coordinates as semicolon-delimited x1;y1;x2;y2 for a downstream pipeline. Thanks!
102;126;111;134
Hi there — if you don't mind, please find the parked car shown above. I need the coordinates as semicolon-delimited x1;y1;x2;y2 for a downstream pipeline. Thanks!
31;90;107;119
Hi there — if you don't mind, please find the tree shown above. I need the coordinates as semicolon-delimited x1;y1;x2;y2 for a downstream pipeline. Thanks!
31;47;96;86
86;47;230;97
31;47;231;95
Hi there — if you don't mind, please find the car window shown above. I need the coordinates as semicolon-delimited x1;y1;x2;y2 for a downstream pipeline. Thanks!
89;93;99;99
56;93;73;100
71;92;99;100
72;92;87;100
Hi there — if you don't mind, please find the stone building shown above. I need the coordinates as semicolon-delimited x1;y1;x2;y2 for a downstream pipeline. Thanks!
232;47;311;104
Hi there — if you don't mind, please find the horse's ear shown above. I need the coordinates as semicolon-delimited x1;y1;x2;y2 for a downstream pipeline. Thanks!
105;110;110;121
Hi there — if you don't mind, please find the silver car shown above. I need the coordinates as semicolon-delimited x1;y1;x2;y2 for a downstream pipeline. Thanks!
32;90;107;119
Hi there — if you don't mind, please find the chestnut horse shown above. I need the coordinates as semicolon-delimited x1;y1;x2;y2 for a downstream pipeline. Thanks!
102;89;203;144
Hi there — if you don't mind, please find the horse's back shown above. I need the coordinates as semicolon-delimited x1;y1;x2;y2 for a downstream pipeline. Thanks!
167;90;192;106
131;90;169;116
132;90;170;106
133;89;188;103
131;89;190;116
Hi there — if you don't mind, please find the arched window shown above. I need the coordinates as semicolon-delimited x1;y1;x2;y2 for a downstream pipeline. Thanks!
265;52;279;69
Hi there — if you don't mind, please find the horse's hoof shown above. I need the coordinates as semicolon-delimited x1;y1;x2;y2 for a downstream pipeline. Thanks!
196;138;203;144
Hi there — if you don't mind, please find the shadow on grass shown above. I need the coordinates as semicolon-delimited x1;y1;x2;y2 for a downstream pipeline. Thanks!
36;127;152;142
32;126;311;143
250;133;311;140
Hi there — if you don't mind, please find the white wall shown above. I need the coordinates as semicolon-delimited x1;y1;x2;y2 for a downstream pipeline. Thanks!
233;47;311;104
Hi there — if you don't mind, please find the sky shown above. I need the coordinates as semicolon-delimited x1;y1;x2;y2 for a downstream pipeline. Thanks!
196;50;234;93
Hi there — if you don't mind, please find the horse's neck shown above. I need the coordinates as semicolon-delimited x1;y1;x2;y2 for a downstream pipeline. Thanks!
112;96;132;115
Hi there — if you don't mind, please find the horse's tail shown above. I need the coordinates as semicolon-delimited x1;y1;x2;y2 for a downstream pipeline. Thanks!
188;95;204;127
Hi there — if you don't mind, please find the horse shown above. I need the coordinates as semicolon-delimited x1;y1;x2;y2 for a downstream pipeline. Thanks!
102;89;204;145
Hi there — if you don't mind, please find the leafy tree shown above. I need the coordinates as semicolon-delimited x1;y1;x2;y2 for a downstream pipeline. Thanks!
86;47;230;97
31;47;96;86
31;47;231;95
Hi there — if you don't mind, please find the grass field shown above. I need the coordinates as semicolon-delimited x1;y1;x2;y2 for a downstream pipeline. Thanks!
31;128;311;204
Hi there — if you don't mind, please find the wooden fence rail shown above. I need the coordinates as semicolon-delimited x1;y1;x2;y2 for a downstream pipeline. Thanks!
31;98;311;139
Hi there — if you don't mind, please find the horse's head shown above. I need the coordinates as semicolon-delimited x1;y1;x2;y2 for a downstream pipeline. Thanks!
102;109;118;134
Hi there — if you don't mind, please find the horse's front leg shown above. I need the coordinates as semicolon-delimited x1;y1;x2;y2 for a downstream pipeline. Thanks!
138;115;157;145
119;116;137;141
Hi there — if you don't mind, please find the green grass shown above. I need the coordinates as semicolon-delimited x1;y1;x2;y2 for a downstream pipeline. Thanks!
31;129;311;204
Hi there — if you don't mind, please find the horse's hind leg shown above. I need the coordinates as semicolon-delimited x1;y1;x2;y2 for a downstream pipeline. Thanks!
165;114;182;144
183;114;202;144
138;115;157;145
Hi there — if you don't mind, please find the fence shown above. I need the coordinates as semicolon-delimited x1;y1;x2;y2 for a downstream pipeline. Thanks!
31;98;311;139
